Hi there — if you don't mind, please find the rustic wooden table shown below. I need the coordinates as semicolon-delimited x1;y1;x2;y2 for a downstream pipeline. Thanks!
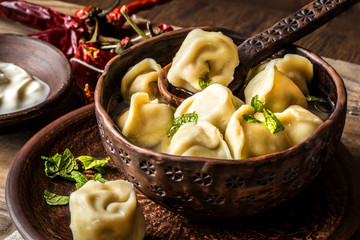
0;0;359;239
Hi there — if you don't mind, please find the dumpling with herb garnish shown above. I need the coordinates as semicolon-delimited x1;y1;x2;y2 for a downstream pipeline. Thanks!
175;84;243;134
225;104;291;159
244;60;308;113
167;28;239;93
275;105;323;146
121;58;162;102
69;180;145;240
169;121;232;159
115;92;173;150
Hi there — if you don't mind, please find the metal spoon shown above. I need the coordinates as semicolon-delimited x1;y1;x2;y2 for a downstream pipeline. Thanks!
158;0;359;107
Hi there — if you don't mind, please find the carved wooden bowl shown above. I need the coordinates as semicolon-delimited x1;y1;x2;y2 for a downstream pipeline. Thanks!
0;34;72;131
94;27;347;220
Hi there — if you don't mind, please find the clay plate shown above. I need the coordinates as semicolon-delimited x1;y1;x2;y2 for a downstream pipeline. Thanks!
6;104;360;239
0;34;72;131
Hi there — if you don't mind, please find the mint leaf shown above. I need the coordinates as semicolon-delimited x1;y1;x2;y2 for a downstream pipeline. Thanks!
94;173;107;184
71;171;89;189
243;114;263;123
251;95;265;113
44;190;69;206
168;112;198;137
42;148;78;179
198;76;211;90
306;95;326;103
77;156;109;174
263;108;285;134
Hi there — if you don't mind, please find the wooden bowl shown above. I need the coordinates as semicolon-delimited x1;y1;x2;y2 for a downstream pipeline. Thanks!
94;27;347;220
0;34;72;131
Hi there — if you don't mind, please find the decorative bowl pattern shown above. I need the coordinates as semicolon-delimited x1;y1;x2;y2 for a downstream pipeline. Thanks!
95;27;347;220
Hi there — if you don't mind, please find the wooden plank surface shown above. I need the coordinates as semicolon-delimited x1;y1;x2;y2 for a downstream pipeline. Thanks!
0;0;360;239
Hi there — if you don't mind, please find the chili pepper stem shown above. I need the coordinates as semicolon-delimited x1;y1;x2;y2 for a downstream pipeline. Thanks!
98;0;121;17
70;58;104;74
88;18;99;43
120;6;149;40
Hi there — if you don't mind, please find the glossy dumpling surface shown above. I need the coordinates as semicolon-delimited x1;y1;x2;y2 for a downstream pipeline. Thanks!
275;105;323;145
121;58;162;102
274;54;313;95
116;92;173;149
244;60;307;113
69;180;145;240
169;121;232;159
225;105;291;159
175;84;243;134
167;28;239;92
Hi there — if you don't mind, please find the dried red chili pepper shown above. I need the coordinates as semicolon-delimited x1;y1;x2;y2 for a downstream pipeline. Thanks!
107;0;172;31
0;0;86;32
72;43;114;104
0;0;88;58
155;24;173;33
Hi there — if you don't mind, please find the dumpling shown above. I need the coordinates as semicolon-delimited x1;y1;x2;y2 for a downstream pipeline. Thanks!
169;121;232;159
225;105;291;159
175;84;243;134
244;60;307;113
69;180;145;240
245;54;313;96
121;58;162;102
115;92;173;150
167;28;239;93
275;105;323;145
274;54;313;95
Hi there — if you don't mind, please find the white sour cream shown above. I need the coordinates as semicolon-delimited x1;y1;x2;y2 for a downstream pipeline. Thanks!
0;62;50;114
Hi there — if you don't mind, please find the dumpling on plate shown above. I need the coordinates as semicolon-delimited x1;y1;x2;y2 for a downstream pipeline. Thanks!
69;180;145;240
244;60;307;113
225;105;291;159
275;105;323;145
115;92;173;150
175;84;243;134
121;58;162;102
169;121;232;159
167;28;239;93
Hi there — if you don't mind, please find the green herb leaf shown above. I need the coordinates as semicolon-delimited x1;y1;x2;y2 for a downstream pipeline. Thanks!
44;190;69;206
71;171;89;189
263;108;285;134
198;76;211;90
77;156;109;174
306;95;326;103
168;112;198;137
243;114;263;123
251;95;265;113
94;173;107;184
42;148;78;179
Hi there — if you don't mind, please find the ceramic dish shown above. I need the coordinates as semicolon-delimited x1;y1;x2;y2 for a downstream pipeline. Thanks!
0;34;72;131
95;27;347;220
6;104;360;239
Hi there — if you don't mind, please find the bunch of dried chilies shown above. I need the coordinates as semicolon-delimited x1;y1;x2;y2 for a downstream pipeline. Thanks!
0;0;173;104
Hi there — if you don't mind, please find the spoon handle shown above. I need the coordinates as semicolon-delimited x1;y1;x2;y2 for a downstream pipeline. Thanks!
236;0;359;79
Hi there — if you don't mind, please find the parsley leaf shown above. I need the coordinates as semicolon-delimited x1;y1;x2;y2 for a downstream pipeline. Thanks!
94;173;107;184
44;190;69;206
42;148;78;179
263;108;285;134
243;114;263;123
76;156;109;174
251;95;265;113
198;76;211;90
306;95;326;103
168;112;198;137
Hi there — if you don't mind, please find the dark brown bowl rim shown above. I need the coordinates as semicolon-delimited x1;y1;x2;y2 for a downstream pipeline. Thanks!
0;34;73;124
94;27;347;165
